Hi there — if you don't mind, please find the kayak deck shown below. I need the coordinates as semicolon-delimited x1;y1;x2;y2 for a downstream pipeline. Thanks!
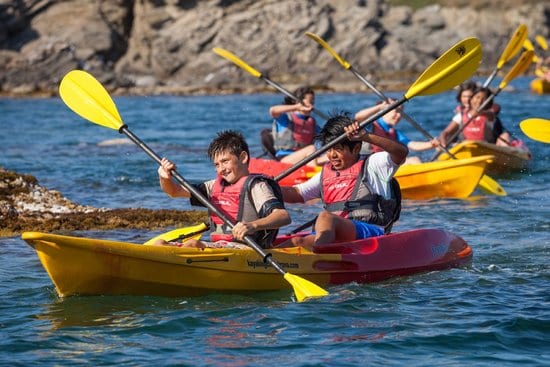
249;158;319;186
395;155;493;199
23;228;472;298
438;140;531;175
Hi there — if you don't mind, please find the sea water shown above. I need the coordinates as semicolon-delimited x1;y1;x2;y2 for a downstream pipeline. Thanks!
0;76;548;366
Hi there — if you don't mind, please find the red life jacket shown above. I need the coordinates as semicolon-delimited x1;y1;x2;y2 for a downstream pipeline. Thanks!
371;120;397;153
209;174;283;248
320;157;401;233
273;112;316;151
462;112;496;142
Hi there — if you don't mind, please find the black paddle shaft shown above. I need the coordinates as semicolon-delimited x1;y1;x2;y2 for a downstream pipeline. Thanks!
349;65;457;158
275;98;408;181
118;126;286;274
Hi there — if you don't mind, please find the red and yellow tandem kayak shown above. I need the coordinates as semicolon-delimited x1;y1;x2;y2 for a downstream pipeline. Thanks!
22;227;472;298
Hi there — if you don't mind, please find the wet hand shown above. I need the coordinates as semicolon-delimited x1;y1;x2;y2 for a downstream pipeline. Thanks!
296;102;313;114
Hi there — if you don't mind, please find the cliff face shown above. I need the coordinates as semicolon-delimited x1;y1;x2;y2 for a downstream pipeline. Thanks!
0;0;548;96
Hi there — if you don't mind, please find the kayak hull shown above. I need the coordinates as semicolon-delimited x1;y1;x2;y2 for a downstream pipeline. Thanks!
438;140;531;175
530;78;550;95
395;155;493;199
23;228;472;298
249;158;319;186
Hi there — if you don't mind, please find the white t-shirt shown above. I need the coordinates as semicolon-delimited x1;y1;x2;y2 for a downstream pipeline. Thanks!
294;152;400;202
452;112;463;126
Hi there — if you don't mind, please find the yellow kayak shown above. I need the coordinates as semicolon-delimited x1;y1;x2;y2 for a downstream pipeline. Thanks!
437;140;531;175
530;78;550;95
395;155;493;200
22;227;472;298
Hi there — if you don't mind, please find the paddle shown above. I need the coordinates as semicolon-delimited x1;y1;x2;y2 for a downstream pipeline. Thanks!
212;48;329;121
535;35;548;51
520;118;550;144
305;32;506;197
58;70;328;302
482;24;528;88
523;39;540;64
214;37;482;181
434;49;534;160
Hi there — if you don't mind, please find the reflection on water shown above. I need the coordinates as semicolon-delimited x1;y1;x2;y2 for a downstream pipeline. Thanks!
36;296;176;330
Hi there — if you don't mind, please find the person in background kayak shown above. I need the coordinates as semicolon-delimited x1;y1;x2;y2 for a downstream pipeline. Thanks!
268;86;328;166
439;87;512;147
354;100;439;164
155;130;291;249
437;80;477;147
279;113;408;249
454;80;477;114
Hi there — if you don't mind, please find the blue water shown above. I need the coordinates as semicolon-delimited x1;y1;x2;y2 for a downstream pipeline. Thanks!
1;76;549;366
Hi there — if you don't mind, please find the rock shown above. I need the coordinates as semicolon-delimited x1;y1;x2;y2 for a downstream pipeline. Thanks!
0;0;548;96
0;167;207;237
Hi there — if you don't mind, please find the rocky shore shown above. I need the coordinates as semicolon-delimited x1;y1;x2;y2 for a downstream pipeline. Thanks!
1;0;548;97
0;167;207;237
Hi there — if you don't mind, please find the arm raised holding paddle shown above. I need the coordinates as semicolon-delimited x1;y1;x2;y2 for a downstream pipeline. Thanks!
268;86;328;167
354;100;439;164
154;130;291;248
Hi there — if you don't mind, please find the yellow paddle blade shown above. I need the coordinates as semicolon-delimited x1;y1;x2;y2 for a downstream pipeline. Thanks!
499;50;534;89
404;37;482;99
212;47;262;78
478;175;507;196
143;223;209;246
520;118;550;144
496;24;528;69
59;70;124;130
535;35;548;51
523;39;534;51
305;31;351;69
284;272;329;302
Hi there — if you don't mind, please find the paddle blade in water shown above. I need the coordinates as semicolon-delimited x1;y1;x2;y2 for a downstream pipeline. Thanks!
284;273;329;302
59;70;123;130
404;37;482;99
496;24;528;68
520;118;550;144
212;47;262;78
478;175;507;196
499;50;534;89
305;31;351;69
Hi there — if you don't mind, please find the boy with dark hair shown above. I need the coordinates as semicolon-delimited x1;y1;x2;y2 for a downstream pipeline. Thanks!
156;130;291;248
281;113;408;248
